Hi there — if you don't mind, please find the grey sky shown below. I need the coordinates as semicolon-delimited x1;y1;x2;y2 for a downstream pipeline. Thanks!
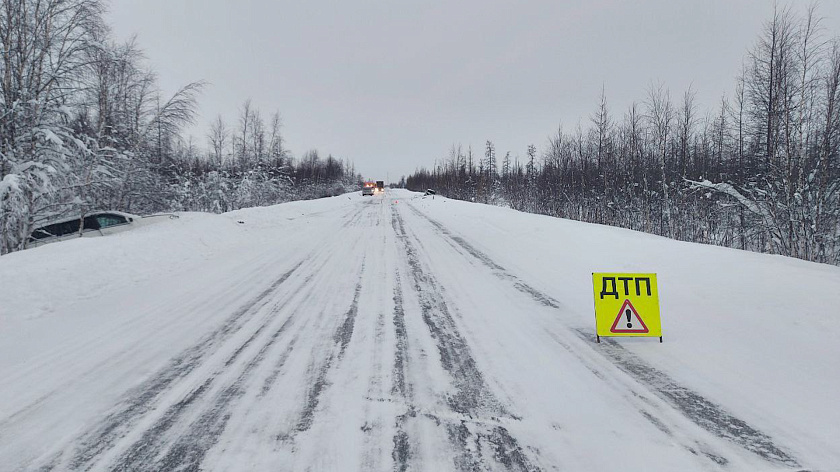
107;1;840;182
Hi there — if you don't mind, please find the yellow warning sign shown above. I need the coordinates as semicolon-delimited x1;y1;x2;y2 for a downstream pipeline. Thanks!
592;273;662;342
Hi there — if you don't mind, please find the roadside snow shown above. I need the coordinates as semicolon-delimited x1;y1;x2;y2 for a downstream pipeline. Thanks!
0;190;837;470
401;189;840;467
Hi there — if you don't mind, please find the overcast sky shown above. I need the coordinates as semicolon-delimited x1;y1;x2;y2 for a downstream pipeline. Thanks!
107;1;840;182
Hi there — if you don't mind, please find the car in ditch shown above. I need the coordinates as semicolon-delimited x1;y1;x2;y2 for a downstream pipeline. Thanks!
27;211;176;249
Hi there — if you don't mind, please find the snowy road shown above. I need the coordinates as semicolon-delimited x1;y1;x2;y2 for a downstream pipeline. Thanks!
1;190;838;471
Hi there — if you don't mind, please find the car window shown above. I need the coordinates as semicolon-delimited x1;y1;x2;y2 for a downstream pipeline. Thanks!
84;216;101;230
30;224;59;240
57;219;83;236
31;214;131;241
96;214;128;228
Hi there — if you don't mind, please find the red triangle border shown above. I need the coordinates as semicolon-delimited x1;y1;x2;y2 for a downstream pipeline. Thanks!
610;299;649;333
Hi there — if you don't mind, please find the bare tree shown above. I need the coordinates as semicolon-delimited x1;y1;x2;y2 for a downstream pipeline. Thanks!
208;115;228;167
677;85;697;177
237;99;252;170
646;82;674;238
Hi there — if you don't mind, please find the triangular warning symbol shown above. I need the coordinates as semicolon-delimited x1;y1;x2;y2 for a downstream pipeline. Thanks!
610;299;649;333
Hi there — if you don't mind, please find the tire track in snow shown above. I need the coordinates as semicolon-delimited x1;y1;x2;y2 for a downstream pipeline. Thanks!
334;280;363;359
276;273;365;441
116;213;367;470
391;272;411;401
342;204;369;228
390;271;413;472
258;333;301;397
295;280;362;434
105;273;321;471
392;210;508;416
357;219;399;470
391;208;540;472
359;310;388;472
545;329;732;468
405;202;801;468
144;317;301;472
577;330;799;467
405;203;560;309
63;259;306;470
59;239;335;471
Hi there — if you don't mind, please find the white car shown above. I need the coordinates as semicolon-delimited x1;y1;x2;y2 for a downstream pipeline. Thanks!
27;211;176;248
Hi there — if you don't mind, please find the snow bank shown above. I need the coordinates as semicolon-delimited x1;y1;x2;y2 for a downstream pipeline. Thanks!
397;189;840;466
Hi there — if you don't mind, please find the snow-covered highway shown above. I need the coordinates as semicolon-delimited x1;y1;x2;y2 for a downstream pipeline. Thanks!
1;190;838;471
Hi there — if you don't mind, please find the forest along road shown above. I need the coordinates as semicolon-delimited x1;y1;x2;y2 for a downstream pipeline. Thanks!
0;189;832;471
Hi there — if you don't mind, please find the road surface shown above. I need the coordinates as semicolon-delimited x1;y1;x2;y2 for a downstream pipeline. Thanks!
0;190;833;471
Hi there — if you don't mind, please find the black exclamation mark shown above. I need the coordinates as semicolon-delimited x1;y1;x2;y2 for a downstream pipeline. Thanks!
626;309;632;329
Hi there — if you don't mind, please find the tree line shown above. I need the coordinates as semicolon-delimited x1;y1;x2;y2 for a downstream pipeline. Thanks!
0;0;359;254
407;5;840;265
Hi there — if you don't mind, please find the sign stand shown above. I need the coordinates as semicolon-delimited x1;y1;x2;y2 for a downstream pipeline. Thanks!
596;335;662;343
592;272;663;343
